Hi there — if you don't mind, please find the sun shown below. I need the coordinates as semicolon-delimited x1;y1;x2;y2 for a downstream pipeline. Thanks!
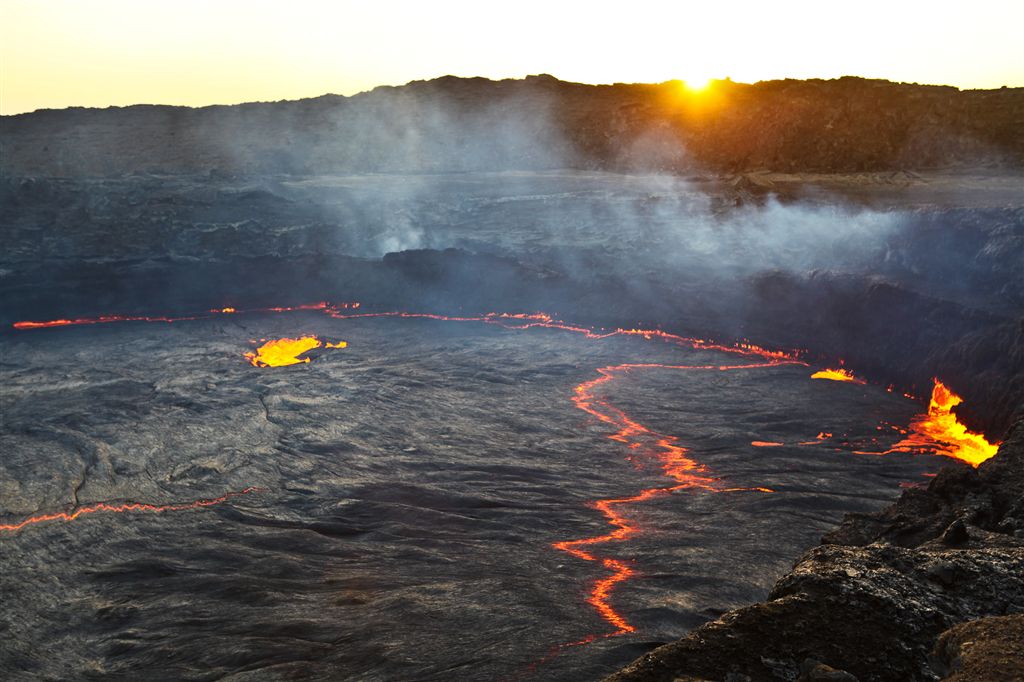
682;75;714;92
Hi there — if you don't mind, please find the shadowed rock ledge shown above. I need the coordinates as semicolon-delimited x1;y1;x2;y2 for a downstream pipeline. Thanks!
604;420;1024;682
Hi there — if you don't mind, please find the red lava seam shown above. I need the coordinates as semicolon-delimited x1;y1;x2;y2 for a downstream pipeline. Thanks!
0;487;265;533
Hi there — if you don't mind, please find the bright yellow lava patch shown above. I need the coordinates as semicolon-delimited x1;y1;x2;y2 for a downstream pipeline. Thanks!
245;336;345;367
895;380;1000;467
811;368;865;384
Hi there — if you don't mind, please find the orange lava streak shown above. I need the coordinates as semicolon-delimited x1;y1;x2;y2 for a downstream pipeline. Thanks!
12;302;359;330
811;368;865;384
13;313;208;329
0;487;264;533
554;360;791;637
325;310;807;363
16;303;804;370
859;379;1000;466
751;441;784;447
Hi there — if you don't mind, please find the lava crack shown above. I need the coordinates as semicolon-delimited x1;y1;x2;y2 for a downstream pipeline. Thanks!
0;487;265;533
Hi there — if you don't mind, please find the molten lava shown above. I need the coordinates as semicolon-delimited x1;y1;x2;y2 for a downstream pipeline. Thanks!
12;301;359;330
552;360;794;637
751;441;784;447
0;488;263;533
883;379;1000;467
811;368;865;384
245;336;338;367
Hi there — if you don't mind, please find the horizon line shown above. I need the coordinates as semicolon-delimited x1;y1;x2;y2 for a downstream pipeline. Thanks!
4;73;1023;118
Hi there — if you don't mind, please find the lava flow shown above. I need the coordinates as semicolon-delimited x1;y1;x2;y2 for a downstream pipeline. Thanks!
325;310;806;363
861;379;1000;466
11;301;359;330
0;487;263;534
552;360;789;638
244;335;346;367
325;309;804;640
811;367;865;384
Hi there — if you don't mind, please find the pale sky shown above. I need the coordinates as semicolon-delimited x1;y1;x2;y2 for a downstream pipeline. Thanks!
2;0;1022;115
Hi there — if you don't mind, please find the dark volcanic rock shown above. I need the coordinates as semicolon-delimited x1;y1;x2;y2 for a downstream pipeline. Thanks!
2;76;1023;176
930;614;1024;680
605;421;1024;682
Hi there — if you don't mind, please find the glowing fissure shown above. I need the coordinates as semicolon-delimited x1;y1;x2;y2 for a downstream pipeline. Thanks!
0;487;264;533
552;359;796;638
15;303;805;364
324;310;807;363
11;301;359;330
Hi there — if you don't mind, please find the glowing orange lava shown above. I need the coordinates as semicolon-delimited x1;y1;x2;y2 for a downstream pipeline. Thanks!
324;310;807;363
12;301;359;330
0;487;263;533
811;368;865;384
865;379;1000;467
245;335;339;367
751;441;784;447
552;359;795;637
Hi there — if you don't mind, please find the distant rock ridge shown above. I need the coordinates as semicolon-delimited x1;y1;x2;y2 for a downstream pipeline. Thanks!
2;76;1022;177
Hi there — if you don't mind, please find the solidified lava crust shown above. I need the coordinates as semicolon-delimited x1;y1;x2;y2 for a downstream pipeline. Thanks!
1;306;1000;680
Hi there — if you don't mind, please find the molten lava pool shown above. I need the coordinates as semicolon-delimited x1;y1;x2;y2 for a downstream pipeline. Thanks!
0;313;962;680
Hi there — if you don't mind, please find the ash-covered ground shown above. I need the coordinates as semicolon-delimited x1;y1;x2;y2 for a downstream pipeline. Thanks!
1;312;946;681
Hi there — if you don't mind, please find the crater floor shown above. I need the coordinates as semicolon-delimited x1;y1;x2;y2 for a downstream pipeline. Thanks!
1;312;947;680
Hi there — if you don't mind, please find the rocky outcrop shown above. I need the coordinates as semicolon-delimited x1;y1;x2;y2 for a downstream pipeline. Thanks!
2;76;1022;177
931;614;1024;681
605;420;1024;682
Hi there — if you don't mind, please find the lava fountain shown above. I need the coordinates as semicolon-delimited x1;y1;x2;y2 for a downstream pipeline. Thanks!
881;379;1000;466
